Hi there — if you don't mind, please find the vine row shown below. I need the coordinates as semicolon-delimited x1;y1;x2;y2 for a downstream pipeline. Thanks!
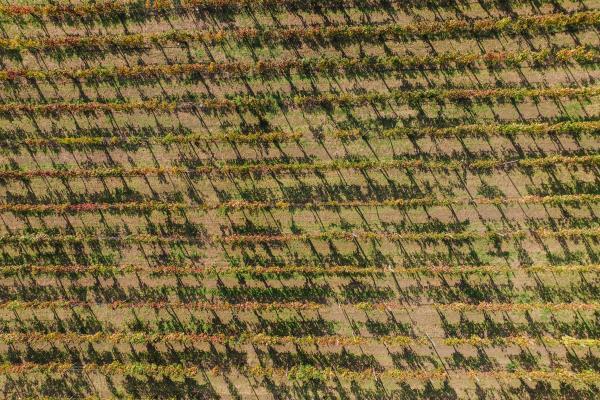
1;299;598;313
2;47;597;83
0;331;595;348
1;194;598;215
1;154;597;179
1;263;597;277
3;120;598;150
2;361;598;385
2;12;597;52
0;0;570;20
1;85;598;116
0;227;598;246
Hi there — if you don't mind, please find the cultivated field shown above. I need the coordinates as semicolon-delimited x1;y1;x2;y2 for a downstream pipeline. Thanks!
0;0;599;399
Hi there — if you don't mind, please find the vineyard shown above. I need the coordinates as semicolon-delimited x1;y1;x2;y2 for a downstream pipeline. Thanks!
0;0;599;399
